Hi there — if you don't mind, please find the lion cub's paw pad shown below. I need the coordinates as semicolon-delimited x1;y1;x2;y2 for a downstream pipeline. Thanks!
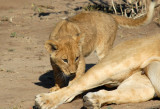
35;93;57;109
83;93;101;109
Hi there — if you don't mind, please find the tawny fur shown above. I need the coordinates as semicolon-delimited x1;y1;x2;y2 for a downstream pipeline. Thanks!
36;33;160;109
144;61;160;97
45;0;156;91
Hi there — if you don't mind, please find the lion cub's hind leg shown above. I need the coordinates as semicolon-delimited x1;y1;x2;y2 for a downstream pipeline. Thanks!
95;33;117;61
145;61;160;97
83;71;155;109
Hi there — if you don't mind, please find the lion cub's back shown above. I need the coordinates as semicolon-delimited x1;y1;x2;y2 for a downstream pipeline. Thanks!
68;11;116;26
68;11;118;56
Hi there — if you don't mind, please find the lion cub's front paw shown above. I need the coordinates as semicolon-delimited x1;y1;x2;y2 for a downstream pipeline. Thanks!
83;93;101;109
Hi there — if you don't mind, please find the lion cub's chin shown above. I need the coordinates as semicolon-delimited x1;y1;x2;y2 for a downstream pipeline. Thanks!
64;73;76;81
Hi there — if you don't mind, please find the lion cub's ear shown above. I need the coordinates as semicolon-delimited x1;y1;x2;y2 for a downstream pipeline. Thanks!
45;40;58;54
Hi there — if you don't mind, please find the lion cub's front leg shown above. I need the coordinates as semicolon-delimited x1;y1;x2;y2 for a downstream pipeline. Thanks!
49;74;65;92
49;70;67;92
50;59;67;92
50;55;85;92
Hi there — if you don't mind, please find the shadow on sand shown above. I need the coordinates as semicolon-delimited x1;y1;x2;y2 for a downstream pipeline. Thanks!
34;64;96;88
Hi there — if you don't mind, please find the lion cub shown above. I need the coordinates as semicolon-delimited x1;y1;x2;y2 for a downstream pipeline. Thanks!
45;1;156;91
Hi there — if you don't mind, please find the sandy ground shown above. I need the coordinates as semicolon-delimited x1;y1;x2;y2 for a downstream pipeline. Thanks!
0;0;160;109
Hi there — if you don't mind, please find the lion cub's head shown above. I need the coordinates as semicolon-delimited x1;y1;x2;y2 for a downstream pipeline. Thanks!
45;34;84;78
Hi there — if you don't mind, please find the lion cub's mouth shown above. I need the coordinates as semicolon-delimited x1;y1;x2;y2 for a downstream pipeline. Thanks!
69;73;76;80
62;72;76;81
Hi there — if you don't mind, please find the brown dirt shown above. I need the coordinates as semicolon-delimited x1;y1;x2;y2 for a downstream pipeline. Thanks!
0;0;160;109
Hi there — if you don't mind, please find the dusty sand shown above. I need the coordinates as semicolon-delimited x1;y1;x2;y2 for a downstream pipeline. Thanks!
0;0;160;109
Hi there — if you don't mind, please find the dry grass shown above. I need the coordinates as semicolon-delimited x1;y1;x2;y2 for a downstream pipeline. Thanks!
84;0;159;20
30;0;159;24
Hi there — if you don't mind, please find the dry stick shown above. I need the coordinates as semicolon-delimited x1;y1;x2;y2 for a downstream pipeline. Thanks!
124;9;128;17
120;4;123;16
140;0;144;14
124;1;131;17
139;0;146;18
111;0;117;15
130;4;134;18
135;1;139;13
131;8;135;18
134;0;146;19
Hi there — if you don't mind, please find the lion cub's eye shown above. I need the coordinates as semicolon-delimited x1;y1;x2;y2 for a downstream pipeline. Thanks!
75;56;79;62
62;59;68;63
